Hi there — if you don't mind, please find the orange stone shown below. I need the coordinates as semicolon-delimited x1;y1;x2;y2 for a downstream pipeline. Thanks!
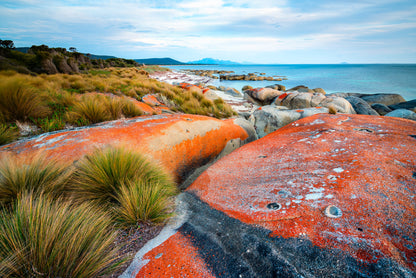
0;114;248;181
136;233;215;278
188;114;416;271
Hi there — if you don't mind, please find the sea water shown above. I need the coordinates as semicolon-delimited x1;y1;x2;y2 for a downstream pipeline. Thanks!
167;64;416;101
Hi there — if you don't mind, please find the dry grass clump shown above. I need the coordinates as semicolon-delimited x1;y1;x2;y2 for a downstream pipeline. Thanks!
0;76;50;122
0;192;122;278
66;94;110;125
0;67;236;141
0;154;72;207
70;146;177;226
121;98;144;117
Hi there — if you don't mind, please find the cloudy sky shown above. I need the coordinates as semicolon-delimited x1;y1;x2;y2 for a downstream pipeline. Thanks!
1;0;415;63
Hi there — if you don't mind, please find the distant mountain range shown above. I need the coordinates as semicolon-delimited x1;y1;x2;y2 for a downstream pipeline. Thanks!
134;58;186;65
135;57;241;65
187;58;240;65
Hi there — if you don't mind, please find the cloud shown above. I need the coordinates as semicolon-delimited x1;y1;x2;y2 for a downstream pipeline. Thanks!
0;0;415;62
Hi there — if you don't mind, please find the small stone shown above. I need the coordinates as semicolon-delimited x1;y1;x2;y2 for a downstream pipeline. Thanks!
324;205;342;218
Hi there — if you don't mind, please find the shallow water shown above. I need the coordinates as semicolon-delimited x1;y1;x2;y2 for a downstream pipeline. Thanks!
167;64;416;101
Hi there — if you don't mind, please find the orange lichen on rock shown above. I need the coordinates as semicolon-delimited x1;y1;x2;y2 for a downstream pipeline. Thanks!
137;233;215;278
141;94;164;107
134;101;156;114
188;114;416;270
0;114;248;181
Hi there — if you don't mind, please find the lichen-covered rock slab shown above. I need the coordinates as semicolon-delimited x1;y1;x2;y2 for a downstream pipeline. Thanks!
189;114;416;273
0;114;249;181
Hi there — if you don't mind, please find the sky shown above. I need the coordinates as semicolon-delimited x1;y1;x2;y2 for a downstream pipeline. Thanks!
1;0;416;64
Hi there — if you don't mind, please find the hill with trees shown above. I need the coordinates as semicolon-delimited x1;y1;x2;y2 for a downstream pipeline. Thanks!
0;39;140;74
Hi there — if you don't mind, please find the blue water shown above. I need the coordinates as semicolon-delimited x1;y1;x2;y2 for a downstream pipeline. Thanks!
167;64;416;101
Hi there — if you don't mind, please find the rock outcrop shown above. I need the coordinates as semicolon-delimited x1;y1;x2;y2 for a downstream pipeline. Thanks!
250;106;329;138
345;96;379;115
127;114;416;277
385;109;416;121
0;114;250;182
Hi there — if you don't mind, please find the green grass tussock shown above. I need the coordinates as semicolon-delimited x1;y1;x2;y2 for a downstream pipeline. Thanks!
70;146;177;226
114;180;175;226
0;124;18;145
0;192;122;278
0;154;72;207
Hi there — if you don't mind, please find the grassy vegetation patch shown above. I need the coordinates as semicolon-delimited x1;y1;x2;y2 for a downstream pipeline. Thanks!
0;67;236;145
0;145;179;277
70;146;177;227
0;193;122;277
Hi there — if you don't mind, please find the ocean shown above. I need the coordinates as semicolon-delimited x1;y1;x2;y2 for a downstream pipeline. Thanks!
166;64;416;101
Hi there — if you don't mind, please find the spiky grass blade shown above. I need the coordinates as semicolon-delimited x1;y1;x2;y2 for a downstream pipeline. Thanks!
66;94;109;125
0;77;50;122
70;146;177;225
0;124;18;146
114;180;176;227
0;192;122;277
0;154;73;206
121;98;143;118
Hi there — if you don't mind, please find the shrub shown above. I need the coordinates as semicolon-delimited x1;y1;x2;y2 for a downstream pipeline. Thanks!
0;124;18;146
0;77;50;122
70;146;177;225
0;154;72;207
0;192;122;277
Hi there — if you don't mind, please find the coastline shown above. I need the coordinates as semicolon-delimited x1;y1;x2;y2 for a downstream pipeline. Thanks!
164;64;416;101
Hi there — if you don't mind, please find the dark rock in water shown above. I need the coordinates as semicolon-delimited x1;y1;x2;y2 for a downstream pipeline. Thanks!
312;88;326;94
345;96;379;115
133;114;416;277
360;94;406;106
385;109;416;121
245;88;283;105
327;92;364;98
371;103;392;116
266;84;286;91
286;85;314;93
388;99;416;111
242;85;253;91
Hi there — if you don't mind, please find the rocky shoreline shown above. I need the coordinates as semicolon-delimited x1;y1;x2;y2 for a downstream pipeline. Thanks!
151;69;416;139
2;68;415;277
180;69;288;81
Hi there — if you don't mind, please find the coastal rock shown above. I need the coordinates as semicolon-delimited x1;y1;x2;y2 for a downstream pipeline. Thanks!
345;96;379;115
385;109;416;121
251;105;329;138
371;103;392;116
286;85;314;93
313;88;326;94
319;96;356;114
131;114;416;277
274;92;355;114
266;84;286;91
219;87;242;97
0;114;249;182
360;93;406;106
244;88;283;105
328;92;363;98
388;99;416;111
